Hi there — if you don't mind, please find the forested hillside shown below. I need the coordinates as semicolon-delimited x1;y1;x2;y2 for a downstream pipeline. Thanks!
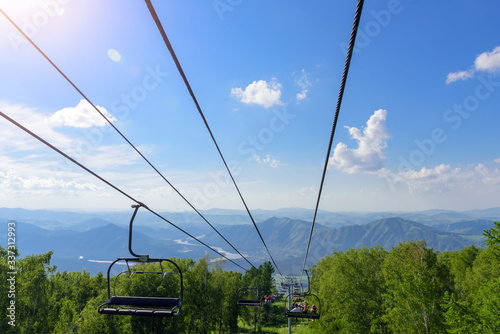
2;223;499;333
0;248;276;333
310;222;500;333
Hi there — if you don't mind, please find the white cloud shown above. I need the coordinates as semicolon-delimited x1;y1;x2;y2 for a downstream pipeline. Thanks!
0;100;75;151
1;101;142;169
187;235;206;240
295;69;312;102
446;46;500;84
298;185;315;196
475;163;500;185
446;70;474;84
174;239;197;246
392;164;473;193
383;163;500;193
474;46;500;72
231;79;283;108
253;154;283;168
494;158;500;164
78;145;142;169
48;99;116;128
0;169;103;192
209;245;245;260
329;109;391;173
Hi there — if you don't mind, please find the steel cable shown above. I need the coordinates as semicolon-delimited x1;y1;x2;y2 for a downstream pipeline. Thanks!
302;0;365;274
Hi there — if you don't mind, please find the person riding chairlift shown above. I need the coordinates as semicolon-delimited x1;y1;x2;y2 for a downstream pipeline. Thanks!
290;303;301;322
310;304;317;322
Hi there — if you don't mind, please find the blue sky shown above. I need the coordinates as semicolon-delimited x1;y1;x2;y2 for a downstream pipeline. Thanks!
0;0;499;213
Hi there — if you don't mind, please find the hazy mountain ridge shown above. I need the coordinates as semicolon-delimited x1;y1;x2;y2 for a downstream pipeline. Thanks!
434;219;494;235
1;207;497;274
2;206;499;228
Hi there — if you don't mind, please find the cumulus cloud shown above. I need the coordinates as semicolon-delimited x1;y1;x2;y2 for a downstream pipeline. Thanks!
474;46;500;72
48;99;116;128
391;164;473;193
475;163;500;185
295;69;312;102
231;79;283;108
0;100;75;151
382;162;500;194
253;154;283;168
446;70;474;84
446;46;500;84
329;109;391;173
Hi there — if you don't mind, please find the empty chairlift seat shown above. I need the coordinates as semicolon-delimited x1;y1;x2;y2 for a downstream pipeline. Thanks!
97;204;183;317
237;286;262;307
98;257;183;317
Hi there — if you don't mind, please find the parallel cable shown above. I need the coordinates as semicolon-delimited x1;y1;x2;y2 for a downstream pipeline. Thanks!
144;0;283;276
0;110;248;271
302;0;365;274
0;8;257;271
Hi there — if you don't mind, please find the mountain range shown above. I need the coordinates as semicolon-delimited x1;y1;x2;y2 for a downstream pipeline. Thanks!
0;207;498;274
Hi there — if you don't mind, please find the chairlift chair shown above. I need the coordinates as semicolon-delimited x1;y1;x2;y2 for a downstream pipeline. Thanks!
98;204;183;317
285;270;321;320
237;272;262;307
285;293;320;320
237;287;262;307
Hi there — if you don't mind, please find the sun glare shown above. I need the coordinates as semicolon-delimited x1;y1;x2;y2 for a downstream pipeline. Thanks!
107;48;122;63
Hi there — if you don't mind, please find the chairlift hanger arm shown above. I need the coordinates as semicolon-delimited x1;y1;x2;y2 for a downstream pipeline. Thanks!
128;203;148;260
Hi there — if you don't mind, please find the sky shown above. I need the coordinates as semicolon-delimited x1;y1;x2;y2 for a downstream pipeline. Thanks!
0;0;499;213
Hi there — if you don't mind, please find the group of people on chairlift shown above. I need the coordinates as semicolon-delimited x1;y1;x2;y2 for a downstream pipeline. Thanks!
289;297;317;321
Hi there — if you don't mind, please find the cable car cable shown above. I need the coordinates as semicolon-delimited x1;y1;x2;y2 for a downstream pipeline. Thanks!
0;110;248;271
301;0;365;274
144;0;283;276
0;7;259;271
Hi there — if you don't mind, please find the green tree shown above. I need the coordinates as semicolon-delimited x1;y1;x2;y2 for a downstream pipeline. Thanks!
16;250;56;333
382;240;448;334
483;221;500;255
443;222;500;333
313;246;388;334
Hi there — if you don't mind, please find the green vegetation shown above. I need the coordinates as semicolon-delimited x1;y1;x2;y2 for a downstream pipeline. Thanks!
2;222;500;333
0;251;276;333
310;222;500;333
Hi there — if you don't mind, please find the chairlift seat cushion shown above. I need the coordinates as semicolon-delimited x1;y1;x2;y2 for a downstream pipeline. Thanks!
285;311;320;319
99;307;176;317
109;296;180;308
237;299;261;306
